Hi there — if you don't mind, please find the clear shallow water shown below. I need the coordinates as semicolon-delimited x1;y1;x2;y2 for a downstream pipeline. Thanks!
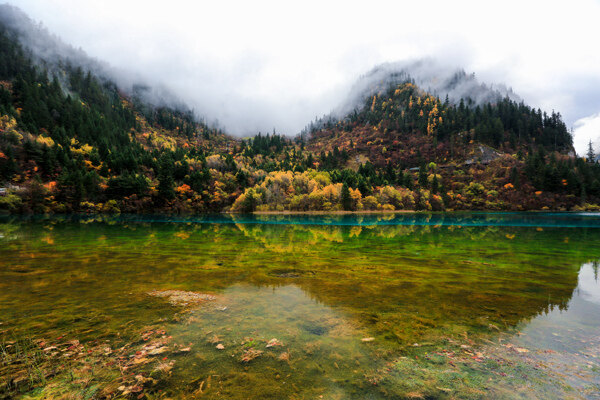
15;211;600;227
0;213;599;399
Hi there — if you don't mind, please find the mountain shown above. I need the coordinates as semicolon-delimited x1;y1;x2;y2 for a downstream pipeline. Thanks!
0;6;599;214
0;5;237;214
330;60;521;120
306;62;572;166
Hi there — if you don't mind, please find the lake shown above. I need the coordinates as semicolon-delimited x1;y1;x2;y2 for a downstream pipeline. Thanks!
1;213;599;399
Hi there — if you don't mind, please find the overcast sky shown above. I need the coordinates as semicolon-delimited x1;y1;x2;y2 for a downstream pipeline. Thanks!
10;0;600;154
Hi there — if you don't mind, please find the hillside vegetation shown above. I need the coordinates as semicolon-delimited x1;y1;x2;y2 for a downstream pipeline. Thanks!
1;13;600;214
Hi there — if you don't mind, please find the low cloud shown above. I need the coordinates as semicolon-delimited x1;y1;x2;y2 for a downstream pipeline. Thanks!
573;113;600;156
333;59;520;120
7;0;600;138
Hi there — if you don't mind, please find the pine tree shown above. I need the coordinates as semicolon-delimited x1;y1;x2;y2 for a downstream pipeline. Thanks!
341;183;351;211
510;166;520;189
418;162;428;187
587;140;596;163
158;155;175;201
431;174;439;194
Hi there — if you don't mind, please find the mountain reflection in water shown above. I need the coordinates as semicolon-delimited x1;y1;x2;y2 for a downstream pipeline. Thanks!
0;213;599;399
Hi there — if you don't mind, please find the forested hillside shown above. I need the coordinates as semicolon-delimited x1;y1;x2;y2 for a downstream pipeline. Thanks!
1;8;599;214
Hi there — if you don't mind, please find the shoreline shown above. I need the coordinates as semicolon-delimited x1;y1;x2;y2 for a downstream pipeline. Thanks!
248;210;420;215
2;209;600;218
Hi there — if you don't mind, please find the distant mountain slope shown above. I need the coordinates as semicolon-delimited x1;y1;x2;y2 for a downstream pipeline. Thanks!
306;68;573;168
0;4;99;71
333;60;520;119
1;5;599;214
0;4;194;111
0;8;240;213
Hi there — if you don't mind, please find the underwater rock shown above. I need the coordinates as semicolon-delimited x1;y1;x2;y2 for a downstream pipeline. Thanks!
301;323;329;336
268;268;315;278
148;290;217;307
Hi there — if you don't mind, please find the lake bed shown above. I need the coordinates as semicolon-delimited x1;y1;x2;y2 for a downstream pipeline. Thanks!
1;213;599;399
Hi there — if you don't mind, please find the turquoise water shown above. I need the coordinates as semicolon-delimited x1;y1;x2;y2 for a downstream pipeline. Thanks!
0;212;599;399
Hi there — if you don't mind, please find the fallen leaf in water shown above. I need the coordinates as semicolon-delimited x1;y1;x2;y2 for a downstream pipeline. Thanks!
208;334;222;344
241;349;263;362
515;347;529;353
266;338;283;348
147;346;167;355
153;361;174;374
130;385;143;393
174;347;191;354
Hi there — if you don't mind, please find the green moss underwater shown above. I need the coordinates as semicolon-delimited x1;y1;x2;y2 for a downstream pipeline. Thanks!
1;213;599;399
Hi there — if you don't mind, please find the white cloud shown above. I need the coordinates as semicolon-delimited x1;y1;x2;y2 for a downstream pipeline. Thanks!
573;113;600;156
9;0;600;137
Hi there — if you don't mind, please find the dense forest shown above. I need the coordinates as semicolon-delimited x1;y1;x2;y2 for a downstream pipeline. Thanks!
1;16;599;214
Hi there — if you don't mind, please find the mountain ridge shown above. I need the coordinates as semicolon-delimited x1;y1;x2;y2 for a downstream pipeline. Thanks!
1;6;599;214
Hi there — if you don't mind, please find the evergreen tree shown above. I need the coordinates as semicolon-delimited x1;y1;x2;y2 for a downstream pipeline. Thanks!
157;155;175;201
240;189;257;213
418;162;428;188
431;174;439;194
341;183;351;211
587;140;596;163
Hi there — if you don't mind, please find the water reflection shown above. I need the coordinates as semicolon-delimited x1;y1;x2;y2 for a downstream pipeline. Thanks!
1;216;600;398
513;261;600;397
0;217;598;340
578;261;600;305
2;211;600;228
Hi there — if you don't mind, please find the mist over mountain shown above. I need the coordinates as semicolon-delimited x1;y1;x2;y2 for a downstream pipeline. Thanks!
335;60;521;118
0;4;531;139
0;4;96;71
1;4;600;216
10;0;600;152
0;4;193;115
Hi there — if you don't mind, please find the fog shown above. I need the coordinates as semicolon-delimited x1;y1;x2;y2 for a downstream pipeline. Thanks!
333;59;521;119
6;0;600;153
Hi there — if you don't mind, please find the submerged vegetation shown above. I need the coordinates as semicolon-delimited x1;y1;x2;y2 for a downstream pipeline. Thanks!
1;214;600;398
